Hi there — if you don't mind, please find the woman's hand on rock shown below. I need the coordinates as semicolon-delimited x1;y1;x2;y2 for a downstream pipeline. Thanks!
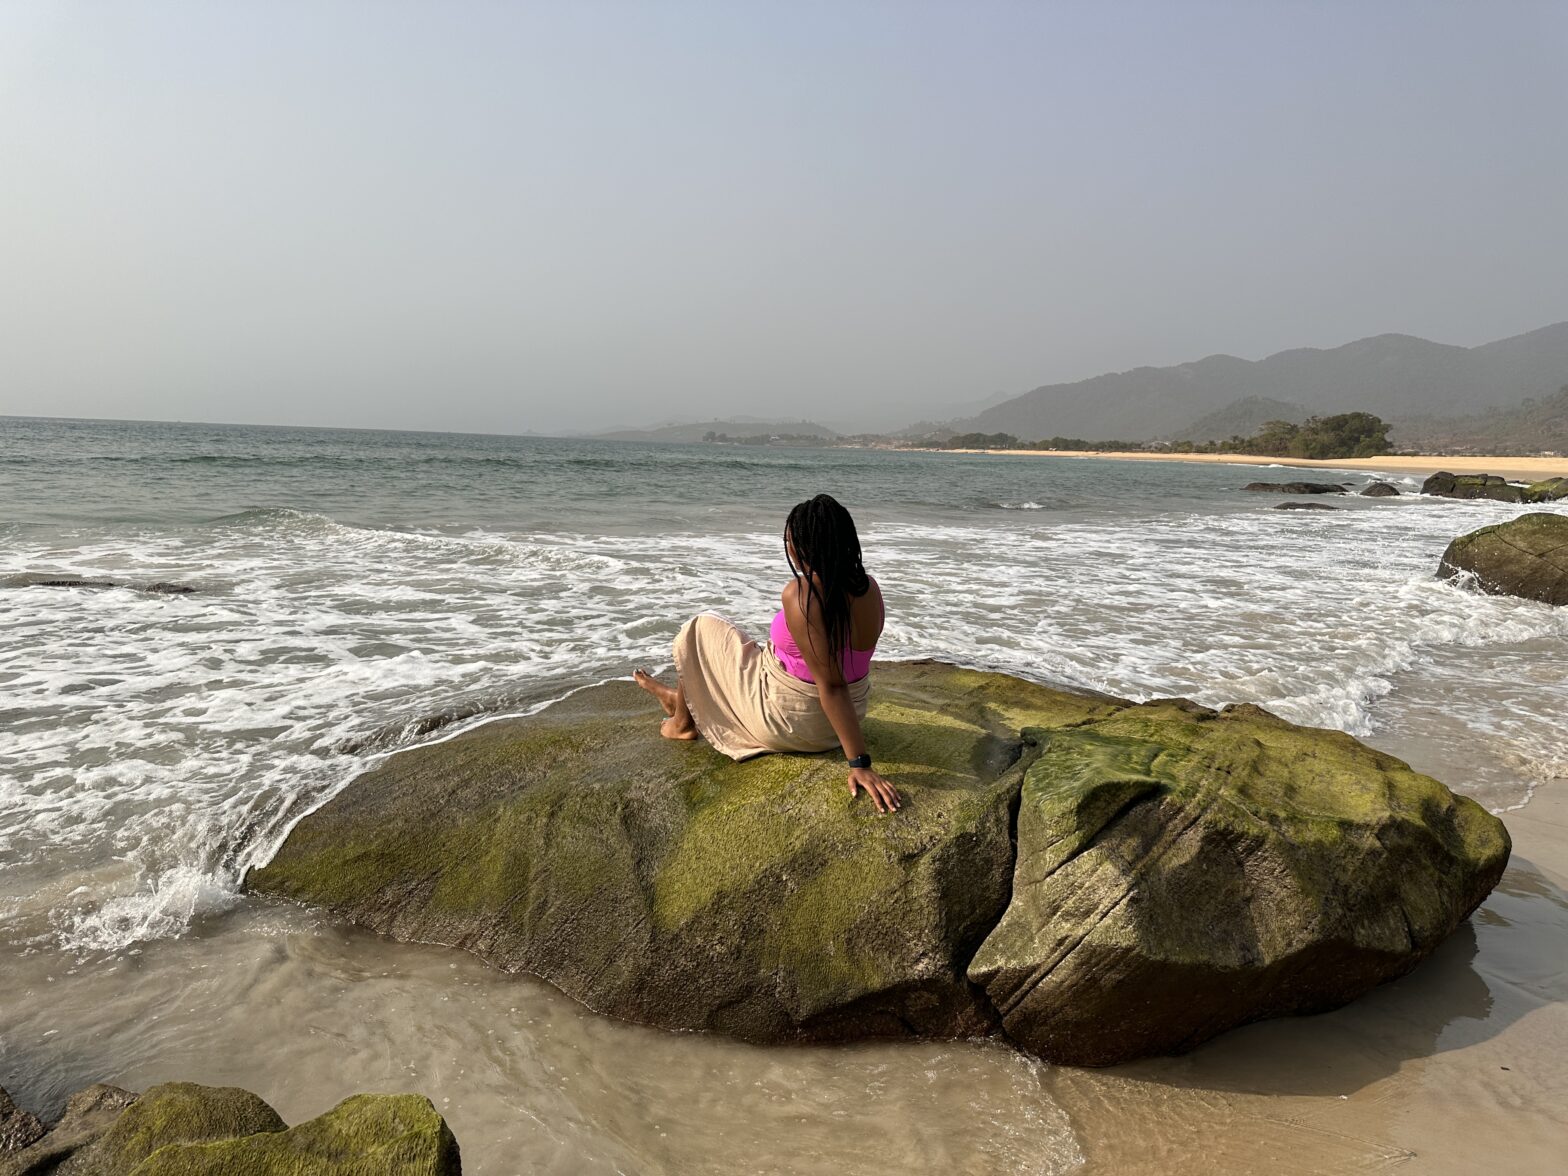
849;767;901;813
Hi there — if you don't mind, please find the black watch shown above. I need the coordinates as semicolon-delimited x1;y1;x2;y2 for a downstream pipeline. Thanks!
847;753;872;770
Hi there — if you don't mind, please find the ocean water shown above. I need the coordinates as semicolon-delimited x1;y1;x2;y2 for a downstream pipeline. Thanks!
2;415;1565;1172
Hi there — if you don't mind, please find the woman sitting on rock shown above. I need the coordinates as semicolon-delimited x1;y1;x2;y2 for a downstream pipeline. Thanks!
633;493;902;813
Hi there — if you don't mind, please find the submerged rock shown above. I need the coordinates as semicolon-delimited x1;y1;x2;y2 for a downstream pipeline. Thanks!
0;1088;46;1154
1359;481;1401;497
0;1083;457;1176
2;574;197;595
1243;481;1346;494
251;661;1509;1067
0;1084;137;1174
1439;513;1568;606
1271;501;1341;511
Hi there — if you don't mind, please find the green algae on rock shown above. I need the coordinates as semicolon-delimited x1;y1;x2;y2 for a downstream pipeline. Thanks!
1;1085;456;1176
967;699;1510;1065
1421;471;1526;502
128;1094;458;1176
1;1085;457;1176
55;1083;284;1176
251;662;1117;1043
1523;476;1568;502
248;661;1510;1066
1439;512;1568;607
1421;471;1568;504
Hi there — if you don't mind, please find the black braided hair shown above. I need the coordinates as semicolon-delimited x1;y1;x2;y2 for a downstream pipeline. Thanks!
783;493;871;668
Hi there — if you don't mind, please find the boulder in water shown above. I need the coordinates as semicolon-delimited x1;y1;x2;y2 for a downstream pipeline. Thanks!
0;1084;137;1174
1523;476;1568;502
1243;481;1346;494
1271;501;1341;511
1421;471;1525;502
252;664;1095;1044
1438;512;1568;606
0;1088;46;1155
1359;481;1401;497
250;661;1509;1067
2;574;198;595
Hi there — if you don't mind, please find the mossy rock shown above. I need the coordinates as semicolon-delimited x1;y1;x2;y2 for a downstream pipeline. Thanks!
128;1094;457;1176
1523;476;1568;503
1438;512;1568;606
249;661;1509;1065
251;662;1112;1042
56;1083;284;1175
966;699;1510;1064
1421;471;1526;502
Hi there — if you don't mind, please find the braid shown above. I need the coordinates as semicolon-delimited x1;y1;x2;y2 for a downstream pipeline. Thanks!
784;494;870;666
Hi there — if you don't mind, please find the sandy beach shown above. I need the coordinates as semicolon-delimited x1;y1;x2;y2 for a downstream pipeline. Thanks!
946;449;1568;484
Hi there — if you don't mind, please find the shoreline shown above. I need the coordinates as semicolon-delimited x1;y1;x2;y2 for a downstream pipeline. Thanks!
938;448;1568;483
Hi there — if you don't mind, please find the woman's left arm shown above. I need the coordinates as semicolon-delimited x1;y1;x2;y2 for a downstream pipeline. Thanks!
782;586;901;813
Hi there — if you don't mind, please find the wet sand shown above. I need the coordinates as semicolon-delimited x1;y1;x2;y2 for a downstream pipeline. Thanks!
946;449;1568;484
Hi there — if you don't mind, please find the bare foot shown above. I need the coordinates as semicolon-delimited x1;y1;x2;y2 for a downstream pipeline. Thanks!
660;715;699;741
633;668;677;716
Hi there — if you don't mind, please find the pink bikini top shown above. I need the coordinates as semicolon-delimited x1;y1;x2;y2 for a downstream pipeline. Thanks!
769;601;879;685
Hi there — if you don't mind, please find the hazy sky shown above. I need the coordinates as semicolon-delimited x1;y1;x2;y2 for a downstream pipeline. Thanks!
3;1;1565;435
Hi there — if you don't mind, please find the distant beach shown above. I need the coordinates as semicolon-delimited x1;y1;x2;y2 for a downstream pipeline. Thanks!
943;448;1568;483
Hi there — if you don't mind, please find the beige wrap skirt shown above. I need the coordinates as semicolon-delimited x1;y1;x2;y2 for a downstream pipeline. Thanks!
671;612;870;761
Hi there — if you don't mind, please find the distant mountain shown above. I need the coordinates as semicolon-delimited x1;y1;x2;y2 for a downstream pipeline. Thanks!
596;418;840;443
1393;384;1568;456
1169;396;1307;442
927;322;1568;442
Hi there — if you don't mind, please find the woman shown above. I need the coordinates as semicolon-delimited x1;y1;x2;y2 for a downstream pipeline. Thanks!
633;493;902;813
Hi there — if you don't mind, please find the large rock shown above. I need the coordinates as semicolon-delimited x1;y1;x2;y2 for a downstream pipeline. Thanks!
127;1094;458;1176
252;664;1111;1043
0;1084;456;1176
1243;481;1346;494
1523;476;1568;502
56;1083;284;1175
1422;471;1525;502
966;700;1507;1064
1439;512;1568;606
1359;481;1401;497
249;661;1510;1066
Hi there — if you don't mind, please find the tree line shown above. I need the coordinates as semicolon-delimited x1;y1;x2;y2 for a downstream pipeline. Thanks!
910;412;1394;460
